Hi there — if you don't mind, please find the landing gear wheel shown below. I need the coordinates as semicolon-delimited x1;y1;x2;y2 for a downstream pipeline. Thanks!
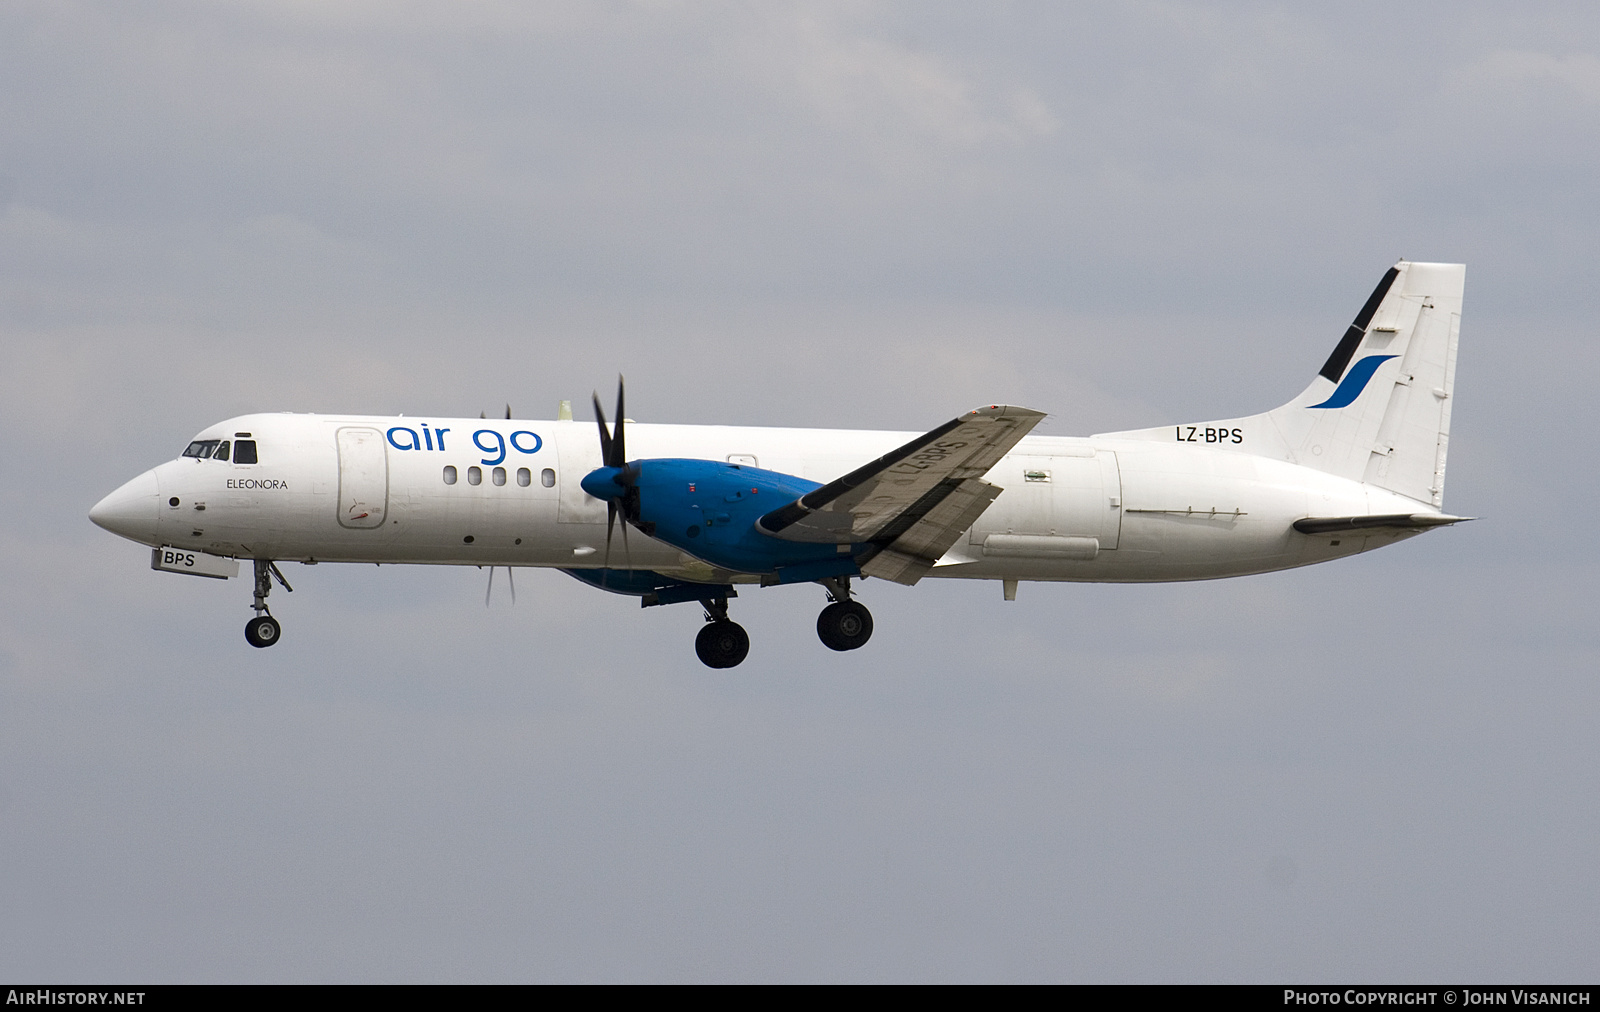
244;614;282;649
696;620;750;668
817;600;873;651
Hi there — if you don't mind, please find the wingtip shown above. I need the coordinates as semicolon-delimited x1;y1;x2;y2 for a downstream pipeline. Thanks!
968;404;1047;420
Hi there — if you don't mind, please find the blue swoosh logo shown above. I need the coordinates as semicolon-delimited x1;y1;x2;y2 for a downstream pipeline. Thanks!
1309;354;1396;409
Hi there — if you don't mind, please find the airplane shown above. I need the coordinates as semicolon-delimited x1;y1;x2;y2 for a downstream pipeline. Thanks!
89;260;1470;668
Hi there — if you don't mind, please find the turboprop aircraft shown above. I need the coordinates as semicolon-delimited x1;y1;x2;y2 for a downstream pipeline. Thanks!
90;260;1470;668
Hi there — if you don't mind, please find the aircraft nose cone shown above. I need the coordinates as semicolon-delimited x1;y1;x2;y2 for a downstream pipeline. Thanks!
89;469;161;544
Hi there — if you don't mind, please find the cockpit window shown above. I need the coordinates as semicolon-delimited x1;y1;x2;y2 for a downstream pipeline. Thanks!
182;439;242;461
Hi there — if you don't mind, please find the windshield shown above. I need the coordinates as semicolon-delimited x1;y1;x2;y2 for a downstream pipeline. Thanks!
182;439;233;460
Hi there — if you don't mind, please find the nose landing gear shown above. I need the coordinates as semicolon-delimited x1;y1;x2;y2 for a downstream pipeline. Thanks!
694;594;749;668
244;559;293;649
816;577;873;651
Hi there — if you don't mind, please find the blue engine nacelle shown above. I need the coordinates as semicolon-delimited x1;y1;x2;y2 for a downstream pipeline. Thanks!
560;567;737;608
580;459;863;581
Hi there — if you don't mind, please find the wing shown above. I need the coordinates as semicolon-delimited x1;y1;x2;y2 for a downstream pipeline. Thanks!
757;404;1046;585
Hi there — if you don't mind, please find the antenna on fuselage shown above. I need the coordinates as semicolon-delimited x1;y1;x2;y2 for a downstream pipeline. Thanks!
485;566;516;607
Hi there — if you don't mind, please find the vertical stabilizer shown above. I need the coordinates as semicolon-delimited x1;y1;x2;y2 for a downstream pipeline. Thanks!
1098;261;1465;508
1271;261;1464;506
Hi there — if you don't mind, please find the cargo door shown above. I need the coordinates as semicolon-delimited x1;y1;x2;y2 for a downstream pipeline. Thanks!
971;450;1121;549
336;427;388;529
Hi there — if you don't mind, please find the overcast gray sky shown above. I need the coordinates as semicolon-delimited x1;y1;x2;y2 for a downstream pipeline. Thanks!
3;0;1597;982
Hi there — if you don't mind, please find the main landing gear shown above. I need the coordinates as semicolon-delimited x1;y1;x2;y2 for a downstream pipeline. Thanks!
244;559;293;648
690;579;875;668
695;595;749;669
816;576;873;652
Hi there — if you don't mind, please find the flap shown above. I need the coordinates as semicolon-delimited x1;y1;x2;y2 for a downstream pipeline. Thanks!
858;477;1003;585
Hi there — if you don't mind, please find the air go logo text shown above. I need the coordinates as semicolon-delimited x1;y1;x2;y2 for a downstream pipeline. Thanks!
385;424;544;466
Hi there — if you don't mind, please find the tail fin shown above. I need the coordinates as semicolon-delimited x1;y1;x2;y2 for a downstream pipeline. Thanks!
1099;260;1465;508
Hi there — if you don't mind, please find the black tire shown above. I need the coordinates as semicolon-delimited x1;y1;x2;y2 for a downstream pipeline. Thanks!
244;614;282;649
817;600;874;651
695;620;750;668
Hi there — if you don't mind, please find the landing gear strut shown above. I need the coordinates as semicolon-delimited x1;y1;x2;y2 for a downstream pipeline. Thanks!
694;595;749;668
816;577;873;652
244;559;292;649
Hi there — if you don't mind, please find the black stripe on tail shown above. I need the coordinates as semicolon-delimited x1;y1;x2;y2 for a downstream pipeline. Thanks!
1318;266;1401;383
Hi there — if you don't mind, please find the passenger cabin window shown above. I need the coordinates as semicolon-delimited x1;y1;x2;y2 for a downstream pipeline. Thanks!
467;466;482;485
541;468;555;488
443;465;458;485
183;440;221;459
516;467;531;487
492;466;506;486
233;440;258;464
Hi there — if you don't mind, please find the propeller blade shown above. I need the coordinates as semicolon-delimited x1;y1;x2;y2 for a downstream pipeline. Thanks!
485;566;494;606
619;502;633;572
612;376;626;467
592;392;613;466
507;566;516;604
601;499;617;588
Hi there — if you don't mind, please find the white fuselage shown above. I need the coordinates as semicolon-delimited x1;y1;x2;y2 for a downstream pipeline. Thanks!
93;412;1433;585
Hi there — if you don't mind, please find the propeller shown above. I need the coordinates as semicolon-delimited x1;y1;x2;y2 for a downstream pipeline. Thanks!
589;376;641;581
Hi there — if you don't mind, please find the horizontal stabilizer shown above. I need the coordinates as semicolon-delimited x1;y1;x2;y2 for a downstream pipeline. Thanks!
1292;513;1472;535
